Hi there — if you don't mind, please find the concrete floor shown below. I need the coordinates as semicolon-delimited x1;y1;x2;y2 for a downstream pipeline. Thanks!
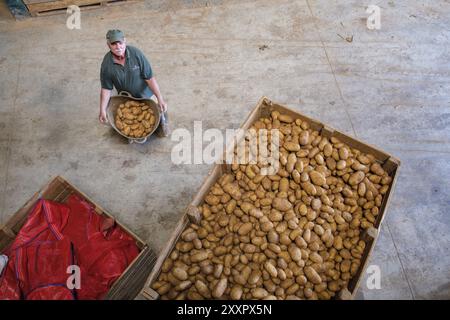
0;0;449;299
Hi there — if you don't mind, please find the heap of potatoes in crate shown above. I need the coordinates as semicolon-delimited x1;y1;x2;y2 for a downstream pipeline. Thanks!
115;100;156;138
152;111;392;300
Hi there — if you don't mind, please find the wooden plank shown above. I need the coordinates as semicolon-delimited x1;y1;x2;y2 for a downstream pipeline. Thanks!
332;131;391;163
320;125;335;139
190;165;224;206
141;287;159;300
23;0;58;4
272;104;390;162
375;158;401;229
26;0;101;16
271;101;325;132
347;227;378;296
142;216;190;292
106;246;157;299
23;0;129;5
137;289;158;300
25;0;132;17
0;229;15;252
238;96;267;131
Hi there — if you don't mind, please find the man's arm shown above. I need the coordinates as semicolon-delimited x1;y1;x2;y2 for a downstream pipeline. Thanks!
145;77;167;112
99;88;112;123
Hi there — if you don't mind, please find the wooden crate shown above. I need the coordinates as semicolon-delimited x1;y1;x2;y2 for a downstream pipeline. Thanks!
138;96;401;300
23;0;134;17
0;176;157;300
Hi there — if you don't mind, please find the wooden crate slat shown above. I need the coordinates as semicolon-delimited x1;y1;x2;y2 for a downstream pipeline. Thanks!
25;0;132;17
142;216;190;292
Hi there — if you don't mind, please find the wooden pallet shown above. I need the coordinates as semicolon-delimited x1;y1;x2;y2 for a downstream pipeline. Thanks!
23;0;134;17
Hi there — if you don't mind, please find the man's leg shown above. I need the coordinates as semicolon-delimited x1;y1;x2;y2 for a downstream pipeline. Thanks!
150;95;170;137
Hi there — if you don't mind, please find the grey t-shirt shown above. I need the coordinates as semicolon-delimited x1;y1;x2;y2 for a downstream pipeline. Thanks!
100;45;154;98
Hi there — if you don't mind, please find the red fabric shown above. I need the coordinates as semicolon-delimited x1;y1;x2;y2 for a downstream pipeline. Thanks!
19;238;75;300
0;195;139;300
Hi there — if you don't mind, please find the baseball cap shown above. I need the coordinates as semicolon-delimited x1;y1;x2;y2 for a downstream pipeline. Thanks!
106;29;124;43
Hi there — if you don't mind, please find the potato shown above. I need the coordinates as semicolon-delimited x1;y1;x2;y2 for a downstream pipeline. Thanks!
278;114;293;123
249;208;263;218
212;278;228;298
161;259;173;273
336;160;346;170
296;275;307;286
182;231;197;242
264;262;278;278
252;288;269;299
137;113;145;121
309;171;326;186
272;198;293;212
323;143;333;157
130;123;140;130
116;120;124;130
175;280;192;291
288;245;302;262
283;141;300;152
339;147;349;160
279;178;289;192
141;120;151;129
230;285;243;300
349;171;365;186
371;163;385;176
172;268;188;281
123;112;134;120
309;252;323;264
128;100;140;107
248;270;261;285
191;251;208;263
123;126;131;136
286;153;297;173
134;129;144;137
205;195;220;206
156;282;171;295
299;131;309;146
223;183;242;200
304;266;322;284
238;222;253;236
269;210;283;222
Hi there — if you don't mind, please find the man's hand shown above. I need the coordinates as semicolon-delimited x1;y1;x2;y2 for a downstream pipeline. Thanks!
99;110;108;124
158;99;168;113
146;78;167;113
99;88;112;124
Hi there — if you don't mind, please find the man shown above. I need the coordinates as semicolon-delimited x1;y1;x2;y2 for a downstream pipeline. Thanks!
99;29;169;137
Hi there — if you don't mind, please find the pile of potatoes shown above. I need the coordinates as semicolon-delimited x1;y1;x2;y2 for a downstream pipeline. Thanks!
115;100;156;138
152;111;392;300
